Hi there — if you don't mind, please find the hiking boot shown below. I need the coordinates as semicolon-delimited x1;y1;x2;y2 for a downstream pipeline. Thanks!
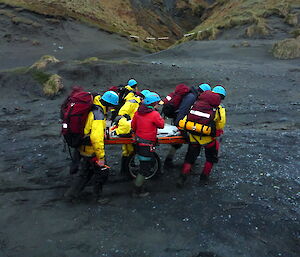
163;157;175;169
132;185;149;198
176;174;187;188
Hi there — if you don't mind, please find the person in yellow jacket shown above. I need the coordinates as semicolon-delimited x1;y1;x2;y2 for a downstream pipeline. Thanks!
64;91;119;203
113;81;144;176
177;86;227;187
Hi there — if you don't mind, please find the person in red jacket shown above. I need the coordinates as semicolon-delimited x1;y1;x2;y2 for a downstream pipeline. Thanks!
131;92;165;197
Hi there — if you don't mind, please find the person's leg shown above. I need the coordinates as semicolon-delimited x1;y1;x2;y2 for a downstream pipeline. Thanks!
132;145;153;197
92;162;110;204
120;144;134;176
163;144;182;168
64;157;93;200
177;143;201;188
69;148;81;175
200;140;219;182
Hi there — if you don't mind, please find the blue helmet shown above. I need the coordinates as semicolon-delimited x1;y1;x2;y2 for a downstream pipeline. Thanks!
102;91;119;106
212;85;226;97
144;92;161;105
128;79;137;87
141;89;151;97
199;83;211;92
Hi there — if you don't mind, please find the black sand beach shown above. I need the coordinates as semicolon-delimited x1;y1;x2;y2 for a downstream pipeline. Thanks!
0;5;299;257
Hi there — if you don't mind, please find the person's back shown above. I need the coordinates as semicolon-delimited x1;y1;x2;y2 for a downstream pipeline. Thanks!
132;104;164;142
174;86;199;126
164;83;211;169
176;85;227;188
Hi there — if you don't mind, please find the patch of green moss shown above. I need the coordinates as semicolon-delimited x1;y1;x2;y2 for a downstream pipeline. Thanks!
11;16;34;25
30;69;52;84
291;29;300;38
76;57;100;64
0;66;28;74
43;74;64;96
0;9;16;18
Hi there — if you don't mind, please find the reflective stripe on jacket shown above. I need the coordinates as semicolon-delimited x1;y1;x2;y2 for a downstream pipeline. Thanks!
189;105;226;145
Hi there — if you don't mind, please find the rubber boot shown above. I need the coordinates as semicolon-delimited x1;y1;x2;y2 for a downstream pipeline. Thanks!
199;161;213;184
176;163;192;188
132;174;149;197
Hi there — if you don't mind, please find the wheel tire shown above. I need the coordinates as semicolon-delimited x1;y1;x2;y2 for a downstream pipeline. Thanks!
128;152;161;180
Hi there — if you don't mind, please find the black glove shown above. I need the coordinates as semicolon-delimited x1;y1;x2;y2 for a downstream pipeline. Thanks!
113;115;123;126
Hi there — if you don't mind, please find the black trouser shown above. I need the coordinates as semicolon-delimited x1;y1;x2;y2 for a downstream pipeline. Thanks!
184;141;219;165
136;144;155;178
68;156;109;198
69;148;81;174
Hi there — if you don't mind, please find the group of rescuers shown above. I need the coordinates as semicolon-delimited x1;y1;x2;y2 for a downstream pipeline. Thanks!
64;79;226;204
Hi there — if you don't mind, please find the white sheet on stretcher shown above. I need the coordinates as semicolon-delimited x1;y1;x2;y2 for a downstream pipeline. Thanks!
157;123;181;137
108;123;181;138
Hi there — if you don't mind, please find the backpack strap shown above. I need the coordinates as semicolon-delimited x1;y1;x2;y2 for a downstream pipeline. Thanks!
128;99;138;104
92;105;105;120
217;107;221;120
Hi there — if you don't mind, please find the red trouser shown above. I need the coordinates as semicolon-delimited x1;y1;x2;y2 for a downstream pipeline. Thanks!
181;140;220;176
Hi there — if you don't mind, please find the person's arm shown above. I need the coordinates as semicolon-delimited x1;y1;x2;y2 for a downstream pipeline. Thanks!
216;106;226;130
118;101;131;116
154;112;165;129
174;94;196;126
131;112;137;132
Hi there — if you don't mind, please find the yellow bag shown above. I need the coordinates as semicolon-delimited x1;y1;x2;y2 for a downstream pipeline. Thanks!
178;119;213;136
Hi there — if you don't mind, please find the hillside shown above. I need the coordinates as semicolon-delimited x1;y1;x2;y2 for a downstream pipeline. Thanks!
177;0;300;43
0;0;299;51
0;0;211;50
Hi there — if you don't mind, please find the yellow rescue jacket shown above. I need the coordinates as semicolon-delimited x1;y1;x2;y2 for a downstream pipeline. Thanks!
79;95;107;160
116;93;141;135
185;105;226;145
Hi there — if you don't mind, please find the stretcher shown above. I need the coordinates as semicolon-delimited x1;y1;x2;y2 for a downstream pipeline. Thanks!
104;124;188;179
104;124;187;145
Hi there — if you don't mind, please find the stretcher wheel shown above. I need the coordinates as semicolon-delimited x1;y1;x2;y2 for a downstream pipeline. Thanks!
128;152;161;180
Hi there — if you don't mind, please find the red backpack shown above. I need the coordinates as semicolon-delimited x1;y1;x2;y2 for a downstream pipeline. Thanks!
187;91;221;135
162;84;190;118
61;87;93;147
